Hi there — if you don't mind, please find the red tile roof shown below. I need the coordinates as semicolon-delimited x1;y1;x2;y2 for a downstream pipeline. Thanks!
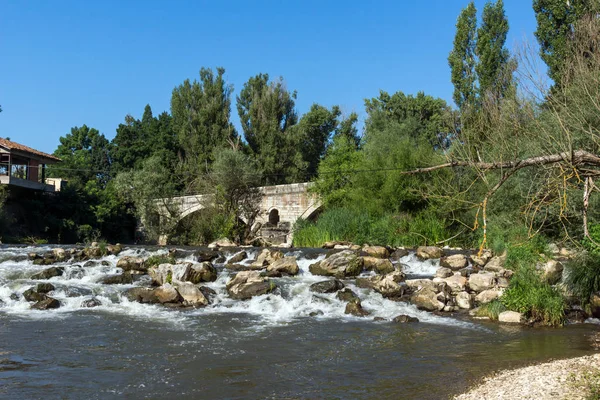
0;138;61;162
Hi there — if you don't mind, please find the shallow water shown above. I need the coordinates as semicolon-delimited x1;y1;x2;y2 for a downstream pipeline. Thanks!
0;245;597;399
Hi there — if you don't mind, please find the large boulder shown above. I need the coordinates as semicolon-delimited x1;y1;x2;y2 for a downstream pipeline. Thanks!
310;279;345;293
440;254;468;270
542;260;564;285
153;284;181;304
23;287;46;302
362;257;395;275
405;279;441;293
468;272;497;292
251;249;284;268
410;288;445;311
31;266;64;280
475;289;502;304
228;251;248;264
106;244;123;256
455;291;474;309
187;262;218;283
226;271;276;300
344;298;369;317
52;248;68;262
31;297;60;310
36;283;55;294
356;271;405;298
208;238;237;249
435;267;453;278
441;274;467;294
498;311;524;324
174;282;208;307
484;254;507;273
123;287;160;304
416;246;443;260
266;256;299;276
117;256;146;272
361;246;389;259
309;250;363;278
101;273;134;285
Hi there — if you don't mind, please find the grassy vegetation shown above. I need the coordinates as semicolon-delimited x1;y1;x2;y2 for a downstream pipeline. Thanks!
564;252;600;308
474;300;506;320
146;255;176;267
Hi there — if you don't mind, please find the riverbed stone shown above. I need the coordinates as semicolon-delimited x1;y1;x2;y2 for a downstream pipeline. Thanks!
344;298;369;317
470;251;492;267
226;271;276;300
410;288;445;311
362;257;395;275
251;249;284;268
228;251;248;264
356;272;405;298
468;272;497;292
174;282;208;307
266;256;299;275
440;254;468;270
117;256;146;272
484;254;506;273
310;279;345;293
199;286;217;303
153;283;181;304
123;287;159;304
336;288;359;302
436;267;453;278
36;283;55;294
542;260;564;285
442;274;467;293
475;289;502;304
102;272;134;285
52;248;68;262
309;250;363;278
31;266;64;280
194;250;220;263
31;297;60;310
208;238;237;249
390;248;409;261
81;297;102;308
361;245;389;259
187;262;218;283
455;291;473;309
416;246;443;260
392;314;419;323
23;287;46;302
498;311;524;324
405;279;440;293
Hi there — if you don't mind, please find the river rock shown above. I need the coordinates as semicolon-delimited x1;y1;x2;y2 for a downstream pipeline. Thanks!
226;271;276;300
225;263;264;272
410;288;445;311
154;283;181;304
266;256;299;275
208;238;237;249
442;274;467;293
484;254;506;273
52;248;68;262
174;282;208;307
405;279;440;293
344;299;369;317
31;297;60;310
310;279;345;293
470;251;492;267
36;283;55;294
23;287;46;302
102;272;134;285
455;291;473;309
362;257;395;275
251;249;284;268
468;272;497;292
498;311;524;324
475;289;502;304
194;250;220;263
228;251;248;264
361;246;389;259
309;250;363;278
106;244;122;255
322;241;351;249
542;260;564;285
123;287;159;304
393;314;419;323
199;286;217;303
416;246;443;260
390;248;409;261
31;266;64;280
440;254;468;270
187;262;218;283
356;272;405;298
435;267;453;278
336;288;359;302
117;256;146;272
81;297;102;308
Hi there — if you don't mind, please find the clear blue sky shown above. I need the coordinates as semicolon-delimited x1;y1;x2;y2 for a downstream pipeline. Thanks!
1;0;539;154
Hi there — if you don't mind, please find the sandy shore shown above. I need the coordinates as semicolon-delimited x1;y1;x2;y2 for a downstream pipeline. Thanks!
454;353;600;400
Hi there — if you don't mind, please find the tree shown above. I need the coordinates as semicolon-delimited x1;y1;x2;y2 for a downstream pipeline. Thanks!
171;67;236;188
448;2;478;111
236;73;299;184
476;0;511;99
335;112;360;148
533;0;598;86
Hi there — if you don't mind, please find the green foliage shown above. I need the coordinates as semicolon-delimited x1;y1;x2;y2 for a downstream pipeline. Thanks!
564;252;600;306
475;299;506;320
501;265;565;326
146;255;175;267
584;224;600;256
448;1;478;111
170;207;236;246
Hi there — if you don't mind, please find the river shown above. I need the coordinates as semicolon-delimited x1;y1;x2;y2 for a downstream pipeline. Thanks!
0;245;597;399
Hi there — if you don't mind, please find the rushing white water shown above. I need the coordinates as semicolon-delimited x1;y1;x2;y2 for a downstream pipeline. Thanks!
0;245;475;329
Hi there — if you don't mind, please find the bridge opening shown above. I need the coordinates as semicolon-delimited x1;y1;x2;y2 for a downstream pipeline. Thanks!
268;209;280;226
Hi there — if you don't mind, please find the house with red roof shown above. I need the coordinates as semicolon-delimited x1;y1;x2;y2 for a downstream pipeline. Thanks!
0;138;63;191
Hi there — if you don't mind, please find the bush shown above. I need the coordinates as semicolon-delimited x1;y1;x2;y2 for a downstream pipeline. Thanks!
564;252;600;307
501;265;565;326
146;255;175;267
475;300;506;320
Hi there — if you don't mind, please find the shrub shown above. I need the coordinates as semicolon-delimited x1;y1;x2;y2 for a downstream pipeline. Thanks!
146;255;175;267
564;252;600;307
474;300;506;320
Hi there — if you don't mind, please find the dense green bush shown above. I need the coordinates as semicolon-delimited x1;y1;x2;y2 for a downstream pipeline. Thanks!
564;252;600;307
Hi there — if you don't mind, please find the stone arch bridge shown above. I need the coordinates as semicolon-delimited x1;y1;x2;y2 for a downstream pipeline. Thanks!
154;182;321;245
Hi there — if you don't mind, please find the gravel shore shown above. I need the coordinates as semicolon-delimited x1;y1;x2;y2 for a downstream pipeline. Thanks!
454;353;600;400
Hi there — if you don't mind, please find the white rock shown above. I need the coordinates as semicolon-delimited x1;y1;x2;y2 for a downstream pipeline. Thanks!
475;289;502;304
469;272;497;292
498;311;524;324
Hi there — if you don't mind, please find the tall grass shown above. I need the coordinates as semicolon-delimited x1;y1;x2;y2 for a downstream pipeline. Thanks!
564;252;600;307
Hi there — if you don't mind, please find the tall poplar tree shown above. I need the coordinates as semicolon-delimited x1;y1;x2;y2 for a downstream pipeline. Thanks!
476;0;511;99
448;2;478;111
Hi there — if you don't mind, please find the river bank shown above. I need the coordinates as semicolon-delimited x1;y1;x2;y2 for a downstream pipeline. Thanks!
455;353;600;400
